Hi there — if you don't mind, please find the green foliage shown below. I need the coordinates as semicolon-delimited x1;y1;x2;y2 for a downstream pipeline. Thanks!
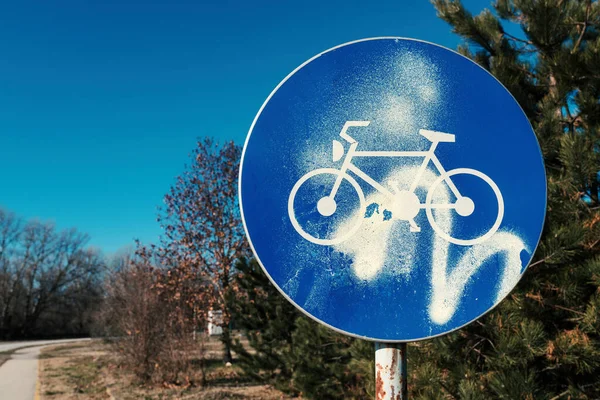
228;257;299;392
413;1;600;398
229;258;372;399
288;318;352;399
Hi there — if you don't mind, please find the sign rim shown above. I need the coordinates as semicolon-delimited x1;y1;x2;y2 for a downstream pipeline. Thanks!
238;36;547;343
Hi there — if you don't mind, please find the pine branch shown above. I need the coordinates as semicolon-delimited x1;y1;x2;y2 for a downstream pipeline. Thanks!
586;238;599;249
465;338;486;358
440;382;459;400
529;253;558;268
474;333;498;352
571;0;592;54
552;304;586;316
503;31;534;46
549;389;570;400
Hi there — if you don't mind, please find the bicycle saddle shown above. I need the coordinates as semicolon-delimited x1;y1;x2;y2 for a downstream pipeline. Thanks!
419;129;456;143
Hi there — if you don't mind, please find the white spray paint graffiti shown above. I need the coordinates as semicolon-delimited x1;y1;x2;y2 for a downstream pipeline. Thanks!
331;166;526;325
334;166;450;280
297;49;444;175
428;231;526;324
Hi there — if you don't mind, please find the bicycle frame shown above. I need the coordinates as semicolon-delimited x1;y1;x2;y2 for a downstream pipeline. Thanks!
288;121;503;245
329;140;462;208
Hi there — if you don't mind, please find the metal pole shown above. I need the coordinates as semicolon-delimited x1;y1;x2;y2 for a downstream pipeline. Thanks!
375;342;407;400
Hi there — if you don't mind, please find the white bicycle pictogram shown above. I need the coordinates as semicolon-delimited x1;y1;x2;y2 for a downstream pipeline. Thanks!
288;121;504;246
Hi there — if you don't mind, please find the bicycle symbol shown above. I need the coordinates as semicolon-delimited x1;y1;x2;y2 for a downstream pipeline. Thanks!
288;121;504;246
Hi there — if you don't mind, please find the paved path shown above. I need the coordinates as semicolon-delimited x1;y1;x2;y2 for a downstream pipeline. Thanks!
0;339;90;400
0;338;87;353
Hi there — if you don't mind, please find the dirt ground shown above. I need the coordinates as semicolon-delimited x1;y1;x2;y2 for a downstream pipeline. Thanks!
38;339;292;400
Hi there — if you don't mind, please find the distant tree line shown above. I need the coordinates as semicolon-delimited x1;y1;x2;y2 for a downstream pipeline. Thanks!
0;209;104;339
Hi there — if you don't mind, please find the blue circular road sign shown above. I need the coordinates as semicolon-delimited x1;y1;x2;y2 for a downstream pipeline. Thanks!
239;38;546;342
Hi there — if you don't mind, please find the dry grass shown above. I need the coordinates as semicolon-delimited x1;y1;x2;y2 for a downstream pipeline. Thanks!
39;338;292;400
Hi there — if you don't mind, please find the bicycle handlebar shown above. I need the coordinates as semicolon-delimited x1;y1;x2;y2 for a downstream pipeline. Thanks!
339;121;370;143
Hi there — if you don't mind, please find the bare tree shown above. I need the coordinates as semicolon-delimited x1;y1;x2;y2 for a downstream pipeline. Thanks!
0;209;23;337
158;138;248;362
99;246;199;384
0;208;104;339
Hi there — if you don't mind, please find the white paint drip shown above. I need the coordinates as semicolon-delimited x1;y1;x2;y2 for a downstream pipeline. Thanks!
331;166;526;326
428;231;527;325
333;166;450;280
333;205;394;280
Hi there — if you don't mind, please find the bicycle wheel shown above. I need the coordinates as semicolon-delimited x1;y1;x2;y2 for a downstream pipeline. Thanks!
425;168;504;246
288;168;366;246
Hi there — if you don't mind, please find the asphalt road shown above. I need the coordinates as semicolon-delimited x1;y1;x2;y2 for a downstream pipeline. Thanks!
0;339;90;400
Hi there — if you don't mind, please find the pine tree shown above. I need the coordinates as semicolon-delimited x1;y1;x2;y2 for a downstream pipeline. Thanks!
287;317;354;399
408;1;600;398
230;258;373;398
287;317;375;399
228;257;300;392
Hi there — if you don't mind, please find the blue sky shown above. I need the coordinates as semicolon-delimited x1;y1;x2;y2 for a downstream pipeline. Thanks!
0;0;490;255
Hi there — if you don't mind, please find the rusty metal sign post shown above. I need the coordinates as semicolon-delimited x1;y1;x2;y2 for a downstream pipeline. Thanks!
375;342;407;400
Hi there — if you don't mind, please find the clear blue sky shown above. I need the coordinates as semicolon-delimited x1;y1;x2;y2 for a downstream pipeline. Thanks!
0;0;489;255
